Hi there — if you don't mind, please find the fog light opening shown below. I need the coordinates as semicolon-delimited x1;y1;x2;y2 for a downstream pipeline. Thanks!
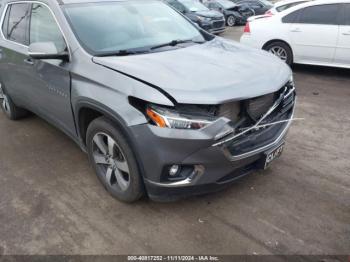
169;165;180;177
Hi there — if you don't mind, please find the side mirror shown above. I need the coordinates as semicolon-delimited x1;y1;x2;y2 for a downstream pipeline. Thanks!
28;42;69;61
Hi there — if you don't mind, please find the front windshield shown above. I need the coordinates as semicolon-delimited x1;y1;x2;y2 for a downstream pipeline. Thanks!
216;0;236;9
63;1;205;56
178;0;210;12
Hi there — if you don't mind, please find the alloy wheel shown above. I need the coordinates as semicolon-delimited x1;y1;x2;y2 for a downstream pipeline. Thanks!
269;46;288;62
0;85;10;115
92;132;130;191
0;84;4;99
227;16;236;27
2;96;10;114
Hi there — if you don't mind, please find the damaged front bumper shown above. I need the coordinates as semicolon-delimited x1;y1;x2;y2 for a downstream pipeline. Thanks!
129;86;296;201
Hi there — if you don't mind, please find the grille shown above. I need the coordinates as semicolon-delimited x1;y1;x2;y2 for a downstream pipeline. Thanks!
217;101;240;123
213;20;225;29
225;82;296;156
216;82;295;125
246;93;276;121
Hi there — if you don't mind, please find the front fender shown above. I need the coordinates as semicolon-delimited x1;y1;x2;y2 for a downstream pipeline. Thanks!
71;78;149;128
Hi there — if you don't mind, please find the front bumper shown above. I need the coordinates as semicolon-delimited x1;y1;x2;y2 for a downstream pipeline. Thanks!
129;92;296;201
200;19;226;34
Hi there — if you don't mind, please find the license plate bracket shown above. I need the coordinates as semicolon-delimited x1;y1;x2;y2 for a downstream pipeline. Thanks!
259;143;285;170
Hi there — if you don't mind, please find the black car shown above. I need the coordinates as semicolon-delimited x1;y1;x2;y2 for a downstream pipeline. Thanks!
165;0;226;34
204;0;255;26
229;0;273;15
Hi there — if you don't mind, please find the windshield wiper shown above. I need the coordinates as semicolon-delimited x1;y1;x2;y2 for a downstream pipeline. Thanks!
151;39;205;50
96;49;150;57
95;39;205;57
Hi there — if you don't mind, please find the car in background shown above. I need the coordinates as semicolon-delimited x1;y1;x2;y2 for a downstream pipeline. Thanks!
204;0;255;26
266;0;310;15
229;0;273;15
247;0;308;22
240;0;350;68
165;0;226;34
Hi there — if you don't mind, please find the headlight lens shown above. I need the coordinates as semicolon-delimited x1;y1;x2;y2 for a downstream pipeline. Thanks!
197;16;211;22
289;74;294;84
146;105;213;129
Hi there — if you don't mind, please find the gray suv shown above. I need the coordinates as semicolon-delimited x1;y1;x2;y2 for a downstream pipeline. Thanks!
0;0;295;202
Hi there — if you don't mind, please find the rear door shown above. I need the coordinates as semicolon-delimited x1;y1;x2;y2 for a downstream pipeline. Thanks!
0;3;33;108
288;4;340;64
334;3;350;66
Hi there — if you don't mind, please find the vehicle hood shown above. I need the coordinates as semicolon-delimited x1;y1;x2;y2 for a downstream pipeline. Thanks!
92;38;291;105
194;10;224;19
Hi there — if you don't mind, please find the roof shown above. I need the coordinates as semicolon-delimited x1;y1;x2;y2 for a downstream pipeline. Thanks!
274;0;310;8
276;0;350;15
60;0;157;5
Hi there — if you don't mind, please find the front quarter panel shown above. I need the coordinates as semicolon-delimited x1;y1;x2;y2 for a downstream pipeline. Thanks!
70;50;174;128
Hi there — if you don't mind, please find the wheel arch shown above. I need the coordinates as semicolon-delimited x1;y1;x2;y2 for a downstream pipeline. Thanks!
262;39;294;62
75;100;129;147
76;100;147;183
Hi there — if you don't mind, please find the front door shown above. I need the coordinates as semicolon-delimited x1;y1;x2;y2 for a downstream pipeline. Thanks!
27;3;76;137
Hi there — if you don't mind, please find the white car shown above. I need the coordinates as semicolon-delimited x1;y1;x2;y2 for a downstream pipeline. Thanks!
266;0;310;15
240;0;350;68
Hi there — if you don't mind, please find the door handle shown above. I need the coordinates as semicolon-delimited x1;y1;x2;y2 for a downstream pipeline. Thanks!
342;32;350;36
23;58;34;65
290;28;301;33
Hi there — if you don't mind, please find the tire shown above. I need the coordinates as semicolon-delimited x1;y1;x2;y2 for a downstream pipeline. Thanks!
263;41;293;66
0;84;29;120
226;15;236;27
86;116;144;202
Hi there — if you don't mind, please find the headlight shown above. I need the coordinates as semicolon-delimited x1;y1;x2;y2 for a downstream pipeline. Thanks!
196;16;211;22
146;105;213;129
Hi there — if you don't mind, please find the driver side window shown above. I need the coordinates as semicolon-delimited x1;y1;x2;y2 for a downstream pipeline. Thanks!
29;3;66;52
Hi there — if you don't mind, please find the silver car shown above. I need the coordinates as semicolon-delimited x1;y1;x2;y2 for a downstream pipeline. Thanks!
0;0;295;202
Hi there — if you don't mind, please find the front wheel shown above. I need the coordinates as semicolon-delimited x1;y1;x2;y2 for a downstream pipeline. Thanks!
0;84;29;120
226;15;236;27
86;116;144;202
263;41;293;66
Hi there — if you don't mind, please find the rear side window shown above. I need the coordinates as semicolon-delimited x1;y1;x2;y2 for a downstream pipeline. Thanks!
298;4;340;25
282;9;303;23
1;3;31;45
277;2;306;12
277;4;291;12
